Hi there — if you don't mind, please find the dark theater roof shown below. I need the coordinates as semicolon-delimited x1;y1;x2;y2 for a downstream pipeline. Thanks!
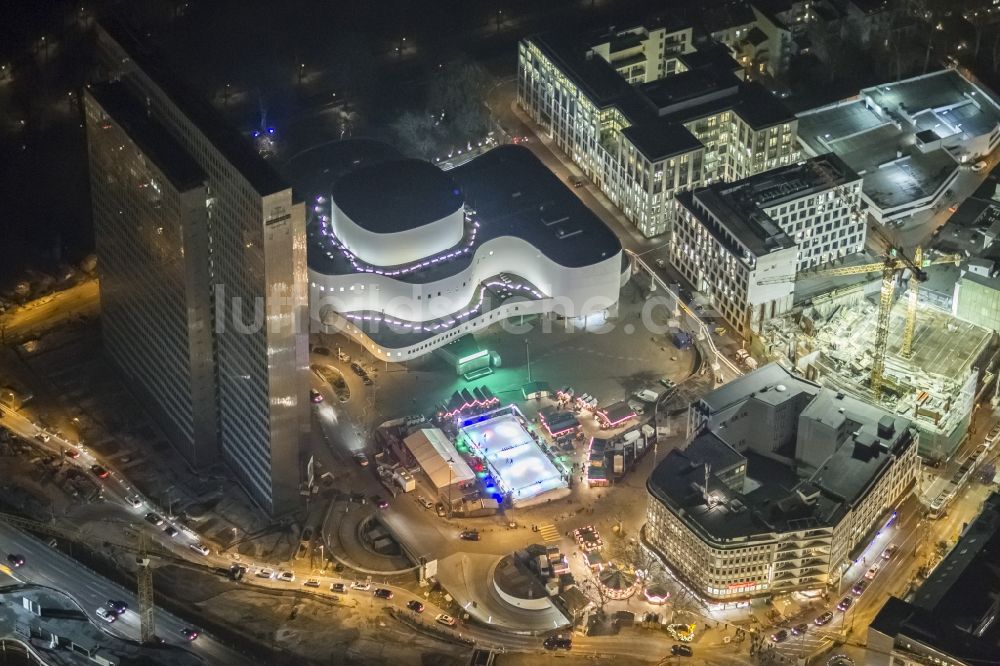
331;159;465;234
451;145;621;268
309;145;622;280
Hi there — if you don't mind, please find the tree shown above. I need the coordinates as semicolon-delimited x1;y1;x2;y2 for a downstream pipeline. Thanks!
427;58;493;141
391;111;439;159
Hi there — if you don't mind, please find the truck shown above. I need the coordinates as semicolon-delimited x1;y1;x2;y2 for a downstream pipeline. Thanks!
634;389;659;403
672;330;693;350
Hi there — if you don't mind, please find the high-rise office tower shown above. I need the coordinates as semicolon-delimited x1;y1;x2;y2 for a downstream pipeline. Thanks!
87;21;309;515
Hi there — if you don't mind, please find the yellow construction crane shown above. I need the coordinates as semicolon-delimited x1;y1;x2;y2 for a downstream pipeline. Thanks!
758;243;961;400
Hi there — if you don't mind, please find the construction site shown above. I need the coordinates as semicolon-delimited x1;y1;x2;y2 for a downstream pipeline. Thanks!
757;276;995;461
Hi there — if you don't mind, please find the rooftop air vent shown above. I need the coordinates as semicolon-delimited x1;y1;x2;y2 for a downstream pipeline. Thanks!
775;384;787;392
877;415;895;439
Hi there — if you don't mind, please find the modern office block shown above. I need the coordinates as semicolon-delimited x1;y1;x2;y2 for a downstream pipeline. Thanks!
671;153;864;335
84;83;218;468
90;21;309;515
645;363;918;605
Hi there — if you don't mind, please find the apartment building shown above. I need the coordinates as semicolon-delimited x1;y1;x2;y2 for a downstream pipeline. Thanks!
91;21;309;515
646;363;918;605
518;20;798;238
671;153;864;335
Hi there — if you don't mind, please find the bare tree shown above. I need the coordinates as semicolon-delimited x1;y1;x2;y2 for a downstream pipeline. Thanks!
391;111;439;158
427;58;493;141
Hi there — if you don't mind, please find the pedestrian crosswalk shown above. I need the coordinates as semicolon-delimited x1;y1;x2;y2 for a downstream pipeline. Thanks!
537;523;561;543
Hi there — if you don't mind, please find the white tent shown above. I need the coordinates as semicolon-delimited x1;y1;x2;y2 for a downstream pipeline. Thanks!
403;428;476;492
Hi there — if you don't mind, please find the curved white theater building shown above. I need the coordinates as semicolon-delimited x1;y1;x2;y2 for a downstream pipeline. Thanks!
308;145;626;361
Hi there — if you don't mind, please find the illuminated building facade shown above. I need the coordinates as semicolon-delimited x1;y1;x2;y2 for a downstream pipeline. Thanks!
309;145;625;361
644;363;918;604
671;153;864;335
517;22;798;238
92;21;309;516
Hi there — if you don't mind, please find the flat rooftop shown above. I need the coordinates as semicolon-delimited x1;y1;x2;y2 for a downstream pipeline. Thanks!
650;363;913;542
678;153;858;260
862;70;1000;131
331;159;464;233
87;82;205;192
526;29;793;162
862;150;958;210
724;153;861;209
528;31;633;108
309;145;622;281
621;121;702;162
98;19;288;196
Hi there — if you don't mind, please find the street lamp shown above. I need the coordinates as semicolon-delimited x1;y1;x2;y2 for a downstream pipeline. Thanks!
446;457;455;516
525;338;531;383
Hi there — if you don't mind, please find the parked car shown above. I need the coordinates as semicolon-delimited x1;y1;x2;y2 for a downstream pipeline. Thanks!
435;613;457;626
373;588;394;600
351;581;371;591
851;580;867;596
791;623;808;636
63;448;80;458
277;571;295;582
256;568;276;579
350;362;365;376
163;525;179;538
406;600;425;613
124;494;143;509
659;377;676;389
416;496;433;510
837;597;854;611
304;580;320;588
189;543;210;556
337;350;351;363
814;611;834;626
435;503;447;517
670;644;692;657
95;607;116;623
331;582;348;594
865;563;881;580
544;635;572;650
881;544;898;560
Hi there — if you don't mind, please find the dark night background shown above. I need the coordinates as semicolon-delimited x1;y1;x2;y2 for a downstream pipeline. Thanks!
2;0;997;291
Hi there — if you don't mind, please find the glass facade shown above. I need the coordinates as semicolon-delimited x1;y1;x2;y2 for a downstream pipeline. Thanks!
93;24;309;515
